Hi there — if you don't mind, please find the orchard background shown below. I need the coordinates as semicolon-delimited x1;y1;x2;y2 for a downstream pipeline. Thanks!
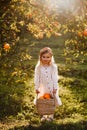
0;0;87;130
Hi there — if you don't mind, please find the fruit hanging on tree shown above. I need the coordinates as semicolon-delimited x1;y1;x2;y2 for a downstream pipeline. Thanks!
3;43;10;51
83;29;87;36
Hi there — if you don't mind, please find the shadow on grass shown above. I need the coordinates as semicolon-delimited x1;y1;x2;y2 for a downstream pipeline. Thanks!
10;120;87;130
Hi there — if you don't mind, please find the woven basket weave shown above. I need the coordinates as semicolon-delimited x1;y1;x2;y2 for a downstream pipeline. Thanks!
36;98;55;115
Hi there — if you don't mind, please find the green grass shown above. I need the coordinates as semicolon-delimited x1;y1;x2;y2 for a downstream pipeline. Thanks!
0;34;87;130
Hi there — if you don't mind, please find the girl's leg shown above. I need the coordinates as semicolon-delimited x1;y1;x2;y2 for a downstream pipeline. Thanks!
47;114;54;121
41;115;47;122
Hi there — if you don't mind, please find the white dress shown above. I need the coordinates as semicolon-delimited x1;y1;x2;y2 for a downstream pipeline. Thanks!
34;64;62;106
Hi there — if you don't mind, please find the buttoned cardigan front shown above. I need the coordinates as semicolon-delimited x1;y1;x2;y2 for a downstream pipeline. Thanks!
34;64;59;97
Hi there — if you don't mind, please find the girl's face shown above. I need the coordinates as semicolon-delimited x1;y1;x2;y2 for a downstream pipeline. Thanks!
41;53;52;65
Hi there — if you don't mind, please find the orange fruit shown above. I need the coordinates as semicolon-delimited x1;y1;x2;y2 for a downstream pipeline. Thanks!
83;29;87;36
44;93;51;99
4;43;10;50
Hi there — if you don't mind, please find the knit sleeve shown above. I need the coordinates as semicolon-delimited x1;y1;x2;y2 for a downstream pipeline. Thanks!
52;65;59;90
34;66;40;90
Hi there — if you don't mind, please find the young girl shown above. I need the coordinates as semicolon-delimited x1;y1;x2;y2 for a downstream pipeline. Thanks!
34;47;62;122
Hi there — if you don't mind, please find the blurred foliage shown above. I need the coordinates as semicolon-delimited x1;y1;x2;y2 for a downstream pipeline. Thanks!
0;0;61;55
63;14;87;64
0;45;34;118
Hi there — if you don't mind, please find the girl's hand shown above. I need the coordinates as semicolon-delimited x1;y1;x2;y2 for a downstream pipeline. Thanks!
53;89;57;94
36;89;40;94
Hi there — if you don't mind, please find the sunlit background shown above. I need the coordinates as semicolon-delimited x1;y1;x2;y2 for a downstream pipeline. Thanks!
32;0;86;17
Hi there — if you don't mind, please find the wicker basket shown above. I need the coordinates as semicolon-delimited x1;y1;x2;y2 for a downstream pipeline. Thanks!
36;98;55;115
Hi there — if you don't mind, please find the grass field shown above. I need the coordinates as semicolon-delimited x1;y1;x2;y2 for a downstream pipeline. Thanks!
0;34;87;130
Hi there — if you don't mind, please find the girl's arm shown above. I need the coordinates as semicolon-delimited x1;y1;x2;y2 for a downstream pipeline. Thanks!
34;66;40;93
